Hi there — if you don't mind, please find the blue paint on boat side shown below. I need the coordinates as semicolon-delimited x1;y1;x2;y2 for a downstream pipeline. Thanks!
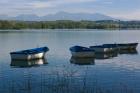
10;47;49;54
70;46;95;52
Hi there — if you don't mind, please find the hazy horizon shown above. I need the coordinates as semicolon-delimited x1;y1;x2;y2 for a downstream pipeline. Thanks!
0;0;140;20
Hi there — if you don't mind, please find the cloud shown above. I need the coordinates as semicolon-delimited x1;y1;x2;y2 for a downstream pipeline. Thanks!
28;1;55;8
110;10;140;20
0;0;98;16
0;0;140;20
29;0;97;9
103;1;113;4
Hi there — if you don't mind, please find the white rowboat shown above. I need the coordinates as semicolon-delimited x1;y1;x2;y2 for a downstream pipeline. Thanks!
10;47;49;60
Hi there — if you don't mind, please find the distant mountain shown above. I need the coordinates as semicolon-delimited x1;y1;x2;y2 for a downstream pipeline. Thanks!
0;15;11;20
0;12;116;21
13;14;40;21
42;12;116;21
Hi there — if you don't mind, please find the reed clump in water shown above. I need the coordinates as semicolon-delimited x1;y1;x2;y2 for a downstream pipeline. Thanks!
1;66;135;93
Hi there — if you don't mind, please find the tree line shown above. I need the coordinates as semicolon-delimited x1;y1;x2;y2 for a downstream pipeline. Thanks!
0;20;140;29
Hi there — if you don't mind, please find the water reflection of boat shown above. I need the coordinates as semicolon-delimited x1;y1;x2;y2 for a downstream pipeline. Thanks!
119;49;138;55
70;57;95;65
10;59;48;68
95;52;118;59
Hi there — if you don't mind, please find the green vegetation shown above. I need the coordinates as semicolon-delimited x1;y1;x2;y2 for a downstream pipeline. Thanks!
0;20;140;29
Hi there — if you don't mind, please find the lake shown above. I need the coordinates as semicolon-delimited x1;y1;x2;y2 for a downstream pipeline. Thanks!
0;29;140;93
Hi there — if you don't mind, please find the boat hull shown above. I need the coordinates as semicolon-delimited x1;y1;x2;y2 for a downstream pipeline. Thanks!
10;52;46;60
90;47;117;53
119;49;138;55
92;47;109;53
71;51;95;58
95;52;118;59
117;43;138;50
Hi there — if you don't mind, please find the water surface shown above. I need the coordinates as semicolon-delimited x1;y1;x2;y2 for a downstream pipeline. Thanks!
0;29;140;93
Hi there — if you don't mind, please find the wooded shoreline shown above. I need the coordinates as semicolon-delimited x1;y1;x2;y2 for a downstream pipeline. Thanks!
0;20;140;30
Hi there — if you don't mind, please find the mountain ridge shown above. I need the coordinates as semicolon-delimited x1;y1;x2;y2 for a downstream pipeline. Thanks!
0;12;116;21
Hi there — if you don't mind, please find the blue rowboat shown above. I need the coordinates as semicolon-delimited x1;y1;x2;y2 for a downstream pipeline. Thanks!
69;46;95;58
117;43;138;50
10;47;49;60
90;44;118;53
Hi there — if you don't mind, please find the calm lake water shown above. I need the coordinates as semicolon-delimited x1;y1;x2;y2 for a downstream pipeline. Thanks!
0;29;140;93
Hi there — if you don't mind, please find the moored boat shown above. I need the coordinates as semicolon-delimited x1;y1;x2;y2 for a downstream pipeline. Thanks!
117;43;138;50
10;47;49;60
69;46;95;58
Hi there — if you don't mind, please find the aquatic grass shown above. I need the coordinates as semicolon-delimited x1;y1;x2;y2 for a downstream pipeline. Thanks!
0;65;136;93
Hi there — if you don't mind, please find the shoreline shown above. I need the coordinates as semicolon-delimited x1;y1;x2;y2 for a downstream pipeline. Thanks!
0;29;140;33
0;20;140;30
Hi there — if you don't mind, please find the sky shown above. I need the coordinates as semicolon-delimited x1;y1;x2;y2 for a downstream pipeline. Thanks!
0;0;140;20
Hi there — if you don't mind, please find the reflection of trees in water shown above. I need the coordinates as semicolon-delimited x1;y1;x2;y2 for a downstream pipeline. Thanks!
0;66;136;93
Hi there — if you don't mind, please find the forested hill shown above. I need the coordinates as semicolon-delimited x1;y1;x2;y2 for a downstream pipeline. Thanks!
0;20;140;30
